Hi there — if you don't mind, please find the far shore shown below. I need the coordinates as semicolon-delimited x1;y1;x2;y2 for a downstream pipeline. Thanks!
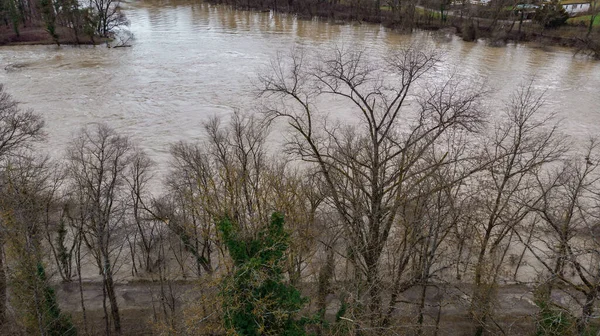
205;0;599;57
1;2;597;58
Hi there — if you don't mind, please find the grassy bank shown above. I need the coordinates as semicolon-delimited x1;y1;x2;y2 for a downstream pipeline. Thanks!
568;14;600;27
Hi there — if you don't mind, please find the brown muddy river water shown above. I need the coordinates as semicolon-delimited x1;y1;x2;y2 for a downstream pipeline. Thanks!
0;0;599;168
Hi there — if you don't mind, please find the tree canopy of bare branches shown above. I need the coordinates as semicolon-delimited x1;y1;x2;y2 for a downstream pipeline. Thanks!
260;45;487;329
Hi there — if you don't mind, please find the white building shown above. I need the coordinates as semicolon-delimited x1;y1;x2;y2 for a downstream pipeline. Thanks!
561;0;591;14
468;0;491;4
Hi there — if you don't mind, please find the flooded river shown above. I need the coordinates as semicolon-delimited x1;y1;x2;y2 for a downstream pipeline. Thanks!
0;0;599;168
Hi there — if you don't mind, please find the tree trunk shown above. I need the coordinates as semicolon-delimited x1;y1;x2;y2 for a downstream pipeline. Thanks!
104;255;121;334
587;11;596;37
102;278;110;335
472;245;497;336
365;254;382;326
76;237;89;335
416;281;428;335
316;245;335;325
0;242;6;327
578;292;595;334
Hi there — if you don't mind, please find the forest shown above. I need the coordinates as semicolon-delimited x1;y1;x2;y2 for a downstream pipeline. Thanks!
0;46;600;336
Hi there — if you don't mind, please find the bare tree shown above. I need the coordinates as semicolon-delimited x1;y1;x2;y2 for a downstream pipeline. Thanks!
90;0;128;37
0;156;74;336
40;164;80;283
587;0;599;37
66;123;135;334
165;141;222;276
0;84;44;328
519;139;600;334
266;161;323;286
469;84;566;335
125;150;158;275
403;129;480;334
260;46;485;330
0;85;45;160
61;189;92;334
164;112;272;277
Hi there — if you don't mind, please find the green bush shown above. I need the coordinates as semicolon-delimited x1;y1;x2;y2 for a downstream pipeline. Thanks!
218;213;308;336
534;1;569;28
37;264;77;336
533;285;575;336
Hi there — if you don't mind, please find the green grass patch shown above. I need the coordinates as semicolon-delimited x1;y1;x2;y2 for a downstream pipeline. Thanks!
568;14;600;26
415;6;442;19
379;6;443;19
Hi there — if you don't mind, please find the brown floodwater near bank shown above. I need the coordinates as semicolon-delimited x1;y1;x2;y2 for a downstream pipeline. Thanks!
0;0;599;171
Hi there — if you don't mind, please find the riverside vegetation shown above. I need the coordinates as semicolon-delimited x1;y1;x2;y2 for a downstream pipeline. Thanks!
1;0;600;57
1;46;600;336
0;0;128;45
203;0;600;57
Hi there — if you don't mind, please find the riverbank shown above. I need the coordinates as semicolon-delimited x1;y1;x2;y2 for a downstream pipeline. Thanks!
0;25;109;46
39;280;558;335
0;280;537;335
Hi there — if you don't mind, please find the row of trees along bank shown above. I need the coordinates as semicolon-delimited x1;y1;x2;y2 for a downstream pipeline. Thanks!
206;0;600;58
1;0;599;57
0;0;126;45
1;47;600;335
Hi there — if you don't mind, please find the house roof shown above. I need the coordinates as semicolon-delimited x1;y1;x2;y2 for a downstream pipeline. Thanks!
560;0;590;5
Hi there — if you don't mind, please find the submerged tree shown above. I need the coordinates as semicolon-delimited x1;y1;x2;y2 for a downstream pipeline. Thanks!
91;0;128;37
